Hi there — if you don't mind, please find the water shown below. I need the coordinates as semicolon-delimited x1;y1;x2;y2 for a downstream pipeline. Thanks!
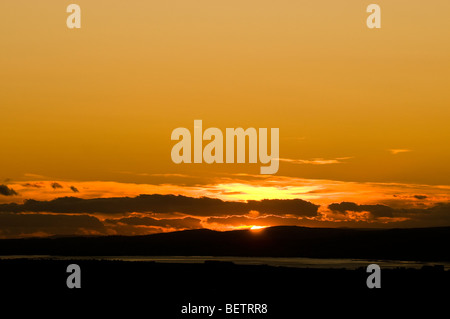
1;255;448;270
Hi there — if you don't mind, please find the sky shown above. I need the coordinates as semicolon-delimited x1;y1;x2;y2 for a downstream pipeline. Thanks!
1;1;450;238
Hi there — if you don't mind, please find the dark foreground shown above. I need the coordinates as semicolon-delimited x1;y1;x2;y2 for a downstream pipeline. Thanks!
1;226;450;261
1;259;448;317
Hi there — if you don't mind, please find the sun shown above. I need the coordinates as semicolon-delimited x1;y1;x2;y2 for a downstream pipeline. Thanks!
250;225;267;231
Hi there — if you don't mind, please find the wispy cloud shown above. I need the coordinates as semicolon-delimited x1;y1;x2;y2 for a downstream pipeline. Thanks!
147;173;192;178
389;149;411;155
117;171;192;178
22;183;44;188
279;157;352;165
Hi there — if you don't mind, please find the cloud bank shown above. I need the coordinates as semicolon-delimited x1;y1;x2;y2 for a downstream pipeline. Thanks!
0;194;319;217
0;193;449;238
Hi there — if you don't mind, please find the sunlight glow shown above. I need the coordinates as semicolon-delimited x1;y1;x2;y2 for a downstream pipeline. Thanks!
250;225;268;231
212;183;318;201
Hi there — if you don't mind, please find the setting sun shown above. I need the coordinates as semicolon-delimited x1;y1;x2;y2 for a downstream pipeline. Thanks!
250;225;268;231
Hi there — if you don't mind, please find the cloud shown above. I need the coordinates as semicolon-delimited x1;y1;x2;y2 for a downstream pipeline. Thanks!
0;185;18;196
279;157;352;165
106;216;202;229
247;199;318;216
413;195;427;200
144;173;192;178
0;194;448;238
393;203;450;227
51;182;63;189
328;202;359;214
0;194;319;217
389;149;411;155
328;201;450;226
117;171;192;178
22;183;44;188
328;202;394;218
70;186;79;193
0;212;106;238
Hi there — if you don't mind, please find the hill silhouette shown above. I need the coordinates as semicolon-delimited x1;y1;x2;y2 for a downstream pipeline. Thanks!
1;226;449;261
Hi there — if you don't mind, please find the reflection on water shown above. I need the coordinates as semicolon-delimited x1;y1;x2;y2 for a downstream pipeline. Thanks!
0;255;448;270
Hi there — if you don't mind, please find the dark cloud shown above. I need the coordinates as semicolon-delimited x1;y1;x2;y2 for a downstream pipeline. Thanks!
328;201;450;226
51;183;63;189
0;212;106;237
328;202;359;214
0;194;319;217
247;199;319;217
414;195;428;200
328;202;394;218
70;186;79;193
22;183;44;188
0;185;18;196
106;216;202;229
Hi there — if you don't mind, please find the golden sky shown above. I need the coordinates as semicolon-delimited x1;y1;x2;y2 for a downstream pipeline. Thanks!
1;1;449;237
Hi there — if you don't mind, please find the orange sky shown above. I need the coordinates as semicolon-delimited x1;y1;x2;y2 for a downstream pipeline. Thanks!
1;1;450;237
